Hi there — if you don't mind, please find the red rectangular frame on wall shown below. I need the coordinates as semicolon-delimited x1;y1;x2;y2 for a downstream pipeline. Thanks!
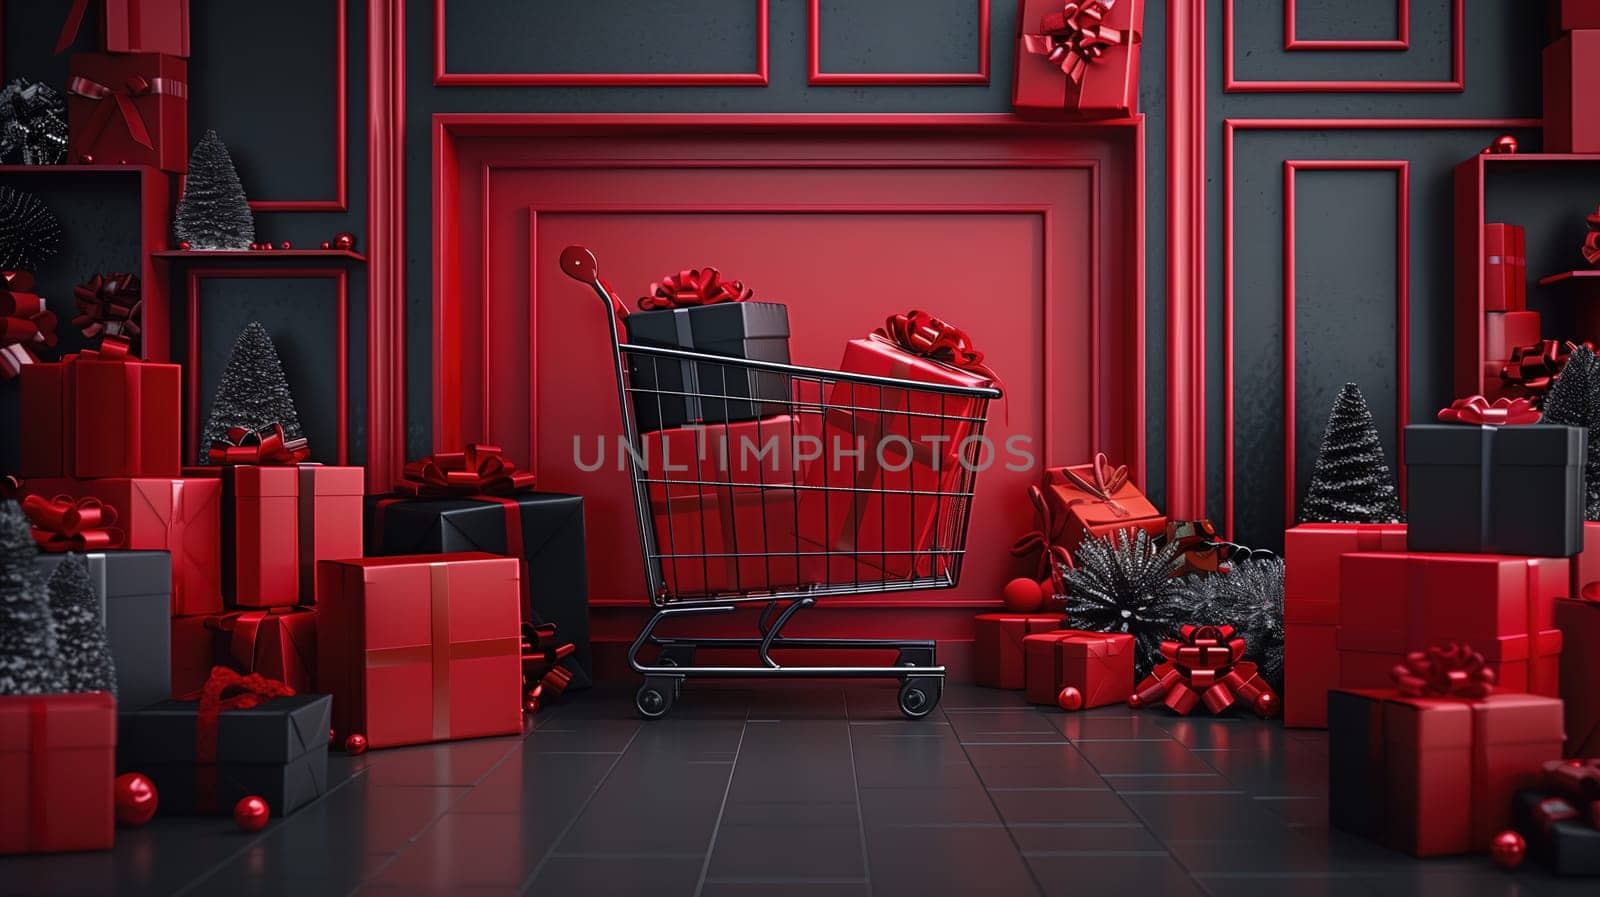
1225;0;1462;91
1284;0;1409;50
245;0;348;212
807;0;990;85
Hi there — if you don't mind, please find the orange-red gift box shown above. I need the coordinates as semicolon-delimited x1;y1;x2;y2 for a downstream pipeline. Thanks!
1012;0;1143;119
1485;310;1540;360
973;612;1064;689
0;692;115;855
19;354;180;479
1023;630;1134;707
1483;223;1527;313
67;52;186;173
1282;523;1407;728
1329;688;1564;856
1557;597;1600;758
1337;552;1565;698
316;553;523;749
1040;463;1165;551
207;607;317;694
22;476;222;617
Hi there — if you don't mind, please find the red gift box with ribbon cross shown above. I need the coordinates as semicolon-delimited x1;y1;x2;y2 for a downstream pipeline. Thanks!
1024;629;1135;707
1041;454;1165;551
66;52;185;172
56;0;190;57
0;692;115;855
19;348;180;480
316;553;523;749
973;612;1065;689
206;607;317;694
1014;0;1144;119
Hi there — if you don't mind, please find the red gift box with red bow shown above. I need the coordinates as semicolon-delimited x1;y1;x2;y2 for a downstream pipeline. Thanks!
66;52;185;171
1040;454;1165;551
316;553;523;749
207;607;317;694
1013;0;1143;119
0;692;115;855
56;0;190;57
1557;598;1600;758
1024;629;1134;707
19;350;180;480
1;271;58;381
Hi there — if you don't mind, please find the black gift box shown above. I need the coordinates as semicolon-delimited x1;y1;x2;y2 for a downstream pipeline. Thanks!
1515;790;1600;876
118;693;331;816
1404;423;1586;557
365;491;592;689
623;302;791;433
1327;690;1386;843
35;550;171;710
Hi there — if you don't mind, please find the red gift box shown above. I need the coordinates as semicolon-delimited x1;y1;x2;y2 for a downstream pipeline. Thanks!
1486;310;1541;361
316;553;523;749
56;0;190;56
67;52;186;172
1483;223;1528;313
973;612;1064;689
19;353;180;480
1024;629;1134;707
1557;598;1600;758
1570;521;1600;598
1013;0;1143;119
1545;32;1600;154
1040;455;1165;551
1555;1;1600;30
1282;524;1408;728
0;692;115;855
171;613;212;697
297;465;364;604
1338;552;1565;698
207;607;316;694
184;465;299;609
22;476;222;616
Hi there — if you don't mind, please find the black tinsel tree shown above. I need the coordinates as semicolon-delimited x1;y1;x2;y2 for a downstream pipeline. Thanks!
0;185;63;270
0;501;61;696
172;130;255;250
1174;558;1286;692
1063;528;1187;679
1539;344;1600;520
1299;382;1404;524
199;321;304;463
47;554;117;698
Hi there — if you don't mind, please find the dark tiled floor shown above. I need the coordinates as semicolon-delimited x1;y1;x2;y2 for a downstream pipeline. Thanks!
4;681;1595;897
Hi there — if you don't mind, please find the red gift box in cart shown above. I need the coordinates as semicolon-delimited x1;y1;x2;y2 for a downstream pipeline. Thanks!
560;246;1003;720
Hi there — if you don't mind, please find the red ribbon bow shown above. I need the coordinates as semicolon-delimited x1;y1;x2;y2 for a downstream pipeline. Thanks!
191;666;296;813
1131;624;1280;717
71;272;142;354
67;72;185;151
2;271;59;381
1022;0;1137;84
21;493;123;552
1501;340;1591;394
1390;643;1496;699
638;267;755;310
397;443;536;498
1060;452;1131;518
1436;395;1542;426
872;309;1000;382
208;423;311;467
1010;483;1074;592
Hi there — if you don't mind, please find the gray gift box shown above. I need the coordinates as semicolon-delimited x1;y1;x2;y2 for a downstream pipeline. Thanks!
35;550;172;710
623;301;791;433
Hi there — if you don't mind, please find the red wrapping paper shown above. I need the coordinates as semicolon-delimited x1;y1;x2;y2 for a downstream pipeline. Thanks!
1546;32;1600;154
66;52;186;172
184;465;299;609
207;607;317;694
297;466;364;604
1555;0;1600;30
1483;223;1527;312
56;0;190;56
1557;598;1600;758
316;553;523;749
973;612;1064;689
1486;310;1541;361
0;692;115;855
1040;454;1165;550
1571;521;1600;599
1024;629;1134;707
171;614;212;698
19;353;180;479
1013;0;1143;118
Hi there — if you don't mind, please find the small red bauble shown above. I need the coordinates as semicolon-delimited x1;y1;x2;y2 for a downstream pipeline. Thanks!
114;772;158;826
1002;577;1046;614
178;240;192;251
320;240;332;250
333;232;356;252
79;153;93;163
1490;830;1525;870
233;795;270;832
1253;692;1281;719
1127;692;1144;709
279;241;291;250
1056;686;1083;712
524;695;541;714
1485;134;1519;155
344;733;368;755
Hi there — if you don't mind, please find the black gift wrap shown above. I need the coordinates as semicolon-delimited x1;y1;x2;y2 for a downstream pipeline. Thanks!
623;302;792;432
1327;690;1386;844
35;550;171;710
365;492;592;689
118;694;331;816
1404;423;1586;557
1514;790;1600;876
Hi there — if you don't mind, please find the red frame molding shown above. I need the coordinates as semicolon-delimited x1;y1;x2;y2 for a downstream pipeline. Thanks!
366;0;406;492
247;0;348;211
1226;0;1462;91
1165;0;1206;521
184;268;350;465
807;0;990;85
1284;0;1409;50
433;0;770;87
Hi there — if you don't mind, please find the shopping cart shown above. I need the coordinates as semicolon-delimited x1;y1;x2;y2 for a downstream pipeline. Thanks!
560;246;1003;719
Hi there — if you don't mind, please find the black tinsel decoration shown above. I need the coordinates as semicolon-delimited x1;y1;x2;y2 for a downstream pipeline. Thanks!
0;187;63;271
0;78;68;166
1174;558;1287;693
1062;528;1188;679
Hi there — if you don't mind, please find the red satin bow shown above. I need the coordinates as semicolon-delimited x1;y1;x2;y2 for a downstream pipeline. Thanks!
1022;0;1137;84
2;271;59;380
1009;483;1074;592
1131;624;1280;718
1061;452;1131;518
192;666;296;812
71;272;141;354
1501;340;1590;394
638;267;755;310
397;443;536;498
1391;643;1496;699
1436;395;1542;426
53;0;92;54
67;72;185;150
872;309;999;382
21;493;124;552
209;423;310;467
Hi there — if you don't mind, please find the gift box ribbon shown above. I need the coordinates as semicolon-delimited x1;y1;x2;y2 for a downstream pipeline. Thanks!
191;666;295;813
1;271;58;381
872;309;999;384
1543;759;1600;807
1435;395;1541;426
67;71;185;151
1057;452;1132;520
1131;624;1278;717
1022;0;1140;85
1390;643;1496;699
206;608;314;692
1009;483;1074;591
1500;340;1591;394
71;272;141;354
397;443;535;498
638;266;755;310
21;493;123;551
208;422;310;466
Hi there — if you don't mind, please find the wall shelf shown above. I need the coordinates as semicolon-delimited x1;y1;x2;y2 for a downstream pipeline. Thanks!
152;249;366;262
1538;269;1600;287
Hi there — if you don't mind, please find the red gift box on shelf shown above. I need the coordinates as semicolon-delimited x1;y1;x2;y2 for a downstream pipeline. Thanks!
973;612;1064;689
1013;0;1143;119
56;0;190;57
1024;630;1134;707
170;614;211;698
19;351;180;479
1486;311;1541;361
297;465;364;604
66;52;186;172
185;465;299;609
1483;223;1527;313
23;476;222;616
1558;598;1600;758
1282;523;1408;728
207;607;317;694
0;692;115;855
317;553;523;749
1040;454;1165;551
1546;32;1600;154
1338;552;1565;698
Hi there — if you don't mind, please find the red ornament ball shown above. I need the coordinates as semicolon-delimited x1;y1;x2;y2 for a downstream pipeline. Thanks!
333;232;356;252
233;795;270;832
279;241;291;250
1002;577;1047;614
114;772;158;826
524;695;541;714
1127;692;1144;709
1490;830;1525;870
178;240;191;251
320;240;332;250
1487;134;1519;155
1056;686;1084;712
79;153;93;163
344;733;368;755
1253;692;1281;719
329;728;335;742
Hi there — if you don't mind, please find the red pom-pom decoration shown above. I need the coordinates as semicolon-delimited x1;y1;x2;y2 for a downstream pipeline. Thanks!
1002;577;1046;614
1056;686;1083;712
1490;830;1525;870
233;795;270;832
344;733;368;755
333;232;356;251
1253;692;1281;719
114;772;158;826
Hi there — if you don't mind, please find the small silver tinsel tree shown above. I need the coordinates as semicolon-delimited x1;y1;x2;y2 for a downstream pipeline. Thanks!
1299;383;1403;524
0;501;61;696
1064;528;1187;679
173;130;255;250
1539;345;1600;521
198;321;304;463
47;555;117;698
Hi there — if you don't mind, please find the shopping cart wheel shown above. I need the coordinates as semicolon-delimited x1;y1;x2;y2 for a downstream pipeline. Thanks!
636;677;680;720
897;676;942;720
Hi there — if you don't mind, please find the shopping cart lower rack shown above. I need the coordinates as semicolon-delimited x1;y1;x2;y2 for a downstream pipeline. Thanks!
561;246;1004;719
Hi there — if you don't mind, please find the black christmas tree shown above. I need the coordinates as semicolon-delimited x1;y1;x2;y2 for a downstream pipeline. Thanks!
172;130;255;250
199;321;304;463
1539;344;1600;520
46;554;117;698
0;501;61;696
1299;382;1404;524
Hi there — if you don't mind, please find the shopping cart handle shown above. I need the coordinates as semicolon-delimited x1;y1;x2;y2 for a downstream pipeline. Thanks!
560;245;600;285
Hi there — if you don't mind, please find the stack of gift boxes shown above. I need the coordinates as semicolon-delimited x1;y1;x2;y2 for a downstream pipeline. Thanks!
1479;222;1539;397
58;0;190;172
